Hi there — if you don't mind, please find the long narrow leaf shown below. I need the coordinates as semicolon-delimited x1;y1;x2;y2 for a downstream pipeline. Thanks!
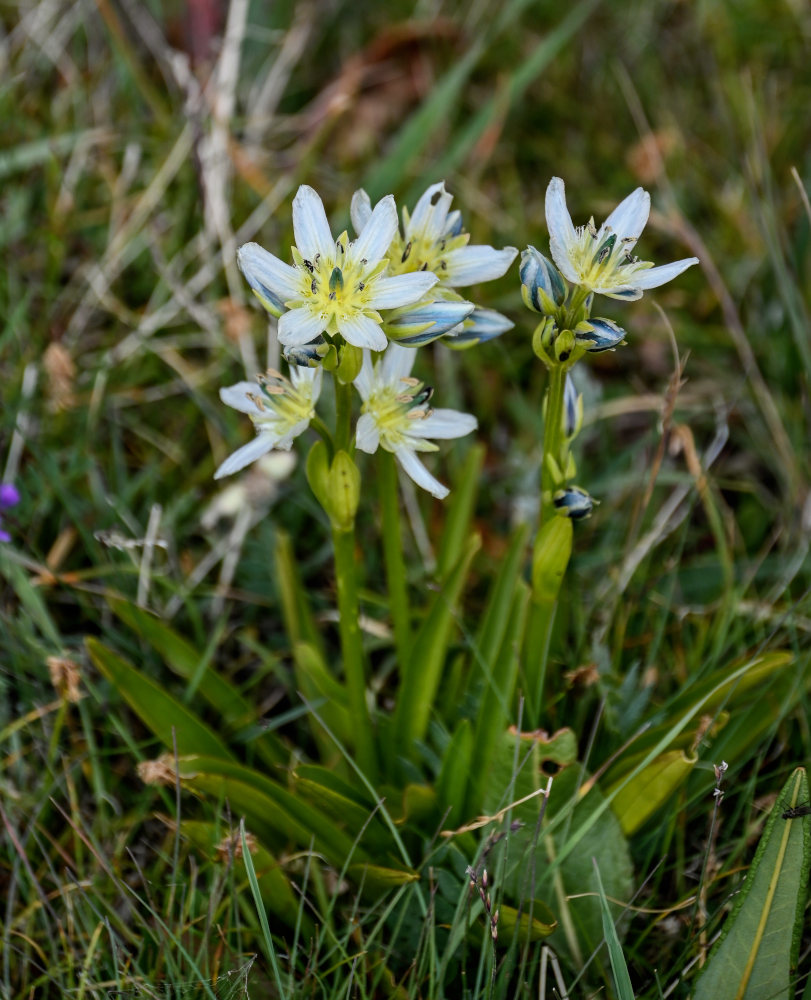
693;767;810;1000
86;638;235;761
393;533;481;752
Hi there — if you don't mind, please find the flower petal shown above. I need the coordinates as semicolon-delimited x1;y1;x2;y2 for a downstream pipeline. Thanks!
601;187;650;247
444;209;463;238
237;242;300;310
339;313;388;351
289;363;323;402
353;350;375;400
394;446;448;499
214;434;276;479
349;194;398;267
292;185;334;260
545;177;580;284
630;257;700;290
0;483;20;509
384;299;475;345
350;189;372;235
355;412;380;453
380;342;416;382
278;308;327;346
442;245;518;286
273;416;311;451
409;408;477;440
445;307;513;346
370;272;438;309
407;182;453;242
220;381;264;414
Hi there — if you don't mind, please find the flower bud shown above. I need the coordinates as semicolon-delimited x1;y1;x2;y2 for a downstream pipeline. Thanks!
574;317;626;353
553;486;595;520
383;299;474;347
444;307;514;349
520;246;566;315
554;328;576;363
282;338;328;367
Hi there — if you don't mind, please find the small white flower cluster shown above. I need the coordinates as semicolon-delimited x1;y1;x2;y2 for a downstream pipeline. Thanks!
216;182;517;498
521;177;700;520
521;177;700;363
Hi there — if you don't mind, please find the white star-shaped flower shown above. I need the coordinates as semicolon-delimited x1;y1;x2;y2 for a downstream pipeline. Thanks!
352;181;517;288
214;366;322;479
238;185;438;352
353;344;477;500
545;177;699;301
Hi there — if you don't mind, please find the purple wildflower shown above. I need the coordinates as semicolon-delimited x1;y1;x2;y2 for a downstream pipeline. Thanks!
0;483;20;543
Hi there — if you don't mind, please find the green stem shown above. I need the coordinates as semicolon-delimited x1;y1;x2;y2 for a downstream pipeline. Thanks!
379;452;411;666
334;378;353;452
332;524;377;780
526;364;568;726
540;365;566;521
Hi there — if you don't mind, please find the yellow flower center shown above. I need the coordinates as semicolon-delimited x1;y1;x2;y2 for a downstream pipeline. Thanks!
249;370;315;429
568;220;653;290
384;230;469;280
364;377;438;452
292;235;386;333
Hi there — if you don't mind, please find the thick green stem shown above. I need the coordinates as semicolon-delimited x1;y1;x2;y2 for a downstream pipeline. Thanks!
334;377;353;452
526;365;569;726
379;452;411;666
540;366;566;521
332;525;376;780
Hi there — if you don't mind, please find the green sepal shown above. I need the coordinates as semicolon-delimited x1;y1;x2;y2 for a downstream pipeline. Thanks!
554;327;576;363
336;342;363;383
532;317;555;367
321;344;339;371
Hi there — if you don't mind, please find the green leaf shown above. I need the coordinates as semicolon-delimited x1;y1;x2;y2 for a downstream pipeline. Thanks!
107;598;286;765
607;750;697;836
467;580;530;816
240;820;286;995
86;638;235;761
496;900;557;943
693;767;810;1000
180;819;307;932
515;766;633;967
393;533;481;751
0;551;61;646
594;861;635;1000
436;444;485;581
274;530;325;656
176;754;367;866
293;641;352;758
347;863;420;891
436;719;474;828
293;768;392;854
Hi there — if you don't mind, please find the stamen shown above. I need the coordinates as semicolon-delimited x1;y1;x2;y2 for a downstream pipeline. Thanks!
595;234;616;264
401;241;412;263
